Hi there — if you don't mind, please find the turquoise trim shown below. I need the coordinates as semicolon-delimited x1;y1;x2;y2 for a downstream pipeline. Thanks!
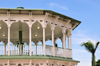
0;55;80;63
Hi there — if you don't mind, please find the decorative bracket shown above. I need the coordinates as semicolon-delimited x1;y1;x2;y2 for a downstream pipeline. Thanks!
72;23;78;30
53;15;60;23
44;12;49;22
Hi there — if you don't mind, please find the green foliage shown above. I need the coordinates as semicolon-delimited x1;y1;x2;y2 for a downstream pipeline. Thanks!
81;40;100;66
95;59;100;66
81;41;95;53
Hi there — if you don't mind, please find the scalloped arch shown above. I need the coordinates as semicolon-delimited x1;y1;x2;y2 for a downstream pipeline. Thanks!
10;21;29;27
32;20;43;28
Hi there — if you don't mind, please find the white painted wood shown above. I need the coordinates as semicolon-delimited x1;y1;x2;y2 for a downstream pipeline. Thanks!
68;37;69;49
27;45;28;55
35;45;37;55
43;27;46;56
23;45;24;55
18;45;19;55
0;10;78;59
8;27;10;55
14;45;15;55
52;30;55;56
33;45;34;55
63;32;66;57
4;44;6;55
70;35;72;49
25;45;26;55
29;27;32;56
16;45;17;55
1;45;2;55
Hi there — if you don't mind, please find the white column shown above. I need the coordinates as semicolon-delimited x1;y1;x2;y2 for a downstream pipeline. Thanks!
52;29;55;56
43;27;46;56
25;45;26;55
68;36;69;49
1;45;2;55
27;44;28;55
16;45;17;55
14;44;15;55
11;45;13;55
70;34;72;58
4;44;6;55
8;27;10;55
70;34;72;49
29;27;32;56
18;45;19;55
63;32;66;57
23;45;24;55
33;45;34;55
35;44;37;55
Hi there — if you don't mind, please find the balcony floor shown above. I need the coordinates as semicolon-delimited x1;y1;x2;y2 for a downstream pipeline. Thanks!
0;55;79;63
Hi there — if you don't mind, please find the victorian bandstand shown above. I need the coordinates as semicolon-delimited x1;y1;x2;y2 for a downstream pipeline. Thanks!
0;7;81;66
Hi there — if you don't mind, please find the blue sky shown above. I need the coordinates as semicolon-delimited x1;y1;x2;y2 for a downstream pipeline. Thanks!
0;0;100;66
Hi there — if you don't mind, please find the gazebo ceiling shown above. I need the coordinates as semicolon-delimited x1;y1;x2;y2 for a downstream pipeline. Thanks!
0;21;63;42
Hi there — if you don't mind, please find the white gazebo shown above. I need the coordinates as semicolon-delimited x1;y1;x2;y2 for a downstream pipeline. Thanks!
0;7;81;66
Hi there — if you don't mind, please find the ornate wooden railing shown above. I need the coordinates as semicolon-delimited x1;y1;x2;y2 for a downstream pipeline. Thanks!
0;44;72;58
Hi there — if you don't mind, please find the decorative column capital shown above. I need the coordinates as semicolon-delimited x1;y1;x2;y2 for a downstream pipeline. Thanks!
34;41;39;45
43;26;46;29
53;15;60;23
66;19;71;25
51;27;55;31
7;24;11;28
29;26;32;28
62;28;66;34
44;12;49;22
43;26;46;56
28;22;32;28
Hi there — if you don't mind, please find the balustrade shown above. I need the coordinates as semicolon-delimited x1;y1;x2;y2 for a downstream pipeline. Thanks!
0;44;72;58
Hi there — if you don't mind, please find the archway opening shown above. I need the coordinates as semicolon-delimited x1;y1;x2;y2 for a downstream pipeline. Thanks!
0;21;8;42
11;22;29;43
32;21;43;42
11;21;29;55
55;38;62;48
0;21;8;55
54;25;63;48
45;23;52;46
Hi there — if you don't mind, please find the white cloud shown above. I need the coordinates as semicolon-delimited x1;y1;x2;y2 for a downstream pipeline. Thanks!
72;30;99;45
49;3;68;11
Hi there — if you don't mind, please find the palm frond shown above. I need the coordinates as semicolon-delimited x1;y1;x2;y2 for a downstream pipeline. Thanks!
81;41;95;53
94;42;100;52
